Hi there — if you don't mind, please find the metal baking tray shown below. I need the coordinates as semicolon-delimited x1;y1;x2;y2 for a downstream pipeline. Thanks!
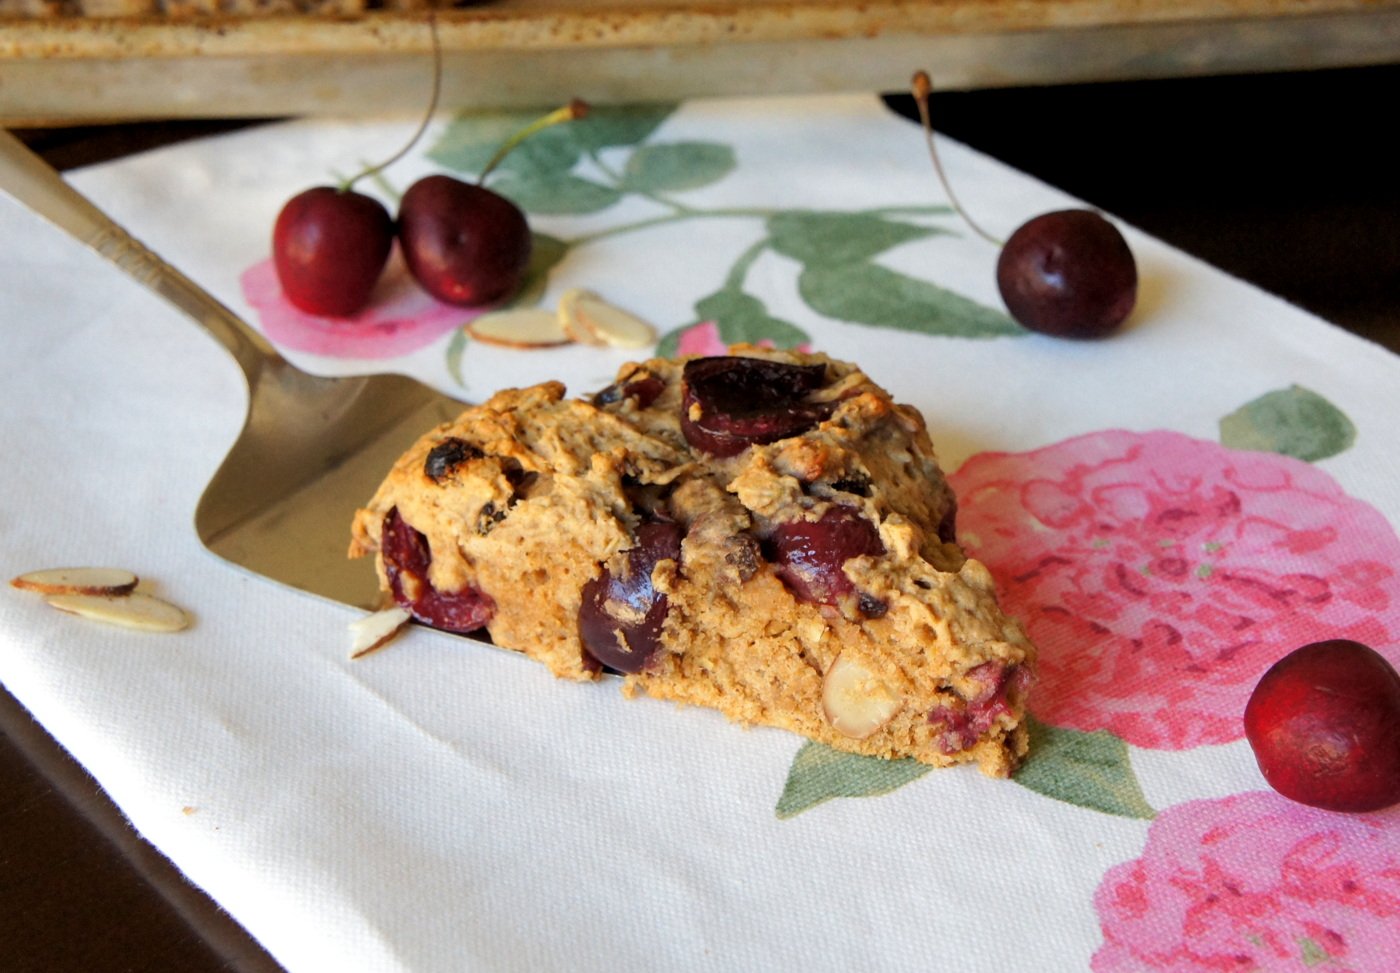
5;0;1400;124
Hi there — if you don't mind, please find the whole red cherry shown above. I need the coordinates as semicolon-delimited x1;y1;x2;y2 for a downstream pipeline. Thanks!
397;174;533;307
272;186;395;317
1243;639;1400;813
995;209;1138;339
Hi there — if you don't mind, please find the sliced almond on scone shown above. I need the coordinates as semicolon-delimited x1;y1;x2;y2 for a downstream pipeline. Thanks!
467;308;574;349
45;591;190;633
349;605;412;658
11;567;140;596
822;652;901;739
558;288;656;348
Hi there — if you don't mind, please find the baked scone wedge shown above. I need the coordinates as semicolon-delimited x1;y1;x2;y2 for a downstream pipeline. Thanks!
350;348;1036;776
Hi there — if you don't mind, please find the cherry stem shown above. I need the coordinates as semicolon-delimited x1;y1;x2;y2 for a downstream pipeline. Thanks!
342;13;443;193
911;70;1003;248
476;99;591;185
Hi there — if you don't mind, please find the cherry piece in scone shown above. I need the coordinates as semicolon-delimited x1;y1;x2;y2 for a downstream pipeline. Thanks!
578;521;683;674
927;661;1031;755
381;506;495;633
272;187;395;317
1244;639;1400;813
593;368;666;410
680;356;832;457
767;505;885;607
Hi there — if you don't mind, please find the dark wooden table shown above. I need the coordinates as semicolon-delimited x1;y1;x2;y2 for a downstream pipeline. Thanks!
4;64;1397;973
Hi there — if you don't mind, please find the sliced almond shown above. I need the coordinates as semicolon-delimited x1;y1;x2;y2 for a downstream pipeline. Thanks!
557;288;607;347
822;652;901;740
45;591;190;633
466;308;574;349
11;567;140;596
349;605;412;659
558;288;656;349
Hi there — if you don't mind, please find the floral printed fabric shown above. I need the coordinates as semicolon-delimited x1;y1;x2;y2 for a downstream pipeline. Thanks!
14;94;1395;973
949;429;1400;750
1094;791;1400;972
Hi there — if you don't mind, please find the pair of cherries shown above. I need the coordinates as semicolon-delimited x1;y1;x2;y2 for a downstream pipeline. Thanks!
272;176;532;317
272;100;588;318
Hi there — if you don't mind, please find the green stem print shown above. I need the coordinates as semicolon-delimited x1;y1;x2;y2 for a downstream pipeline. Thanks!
425;102;1023;368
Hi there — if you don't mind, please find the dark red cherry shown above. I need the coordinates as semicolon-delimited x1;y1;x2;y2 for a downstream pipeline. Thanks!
272;186;394;317
397;174;532;307
767;506;884;606
680;356;832;457
578;521;683;673
996;209;1137;339
1244;639;1400;813
381;507;495;633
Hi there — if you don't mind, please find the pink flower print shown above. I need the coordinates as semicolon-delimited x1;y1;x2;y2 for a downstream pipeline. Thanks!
1094;791;1400;971
674;321;729;357
240;250;472;360
672;321;812;357
948;429;1400;749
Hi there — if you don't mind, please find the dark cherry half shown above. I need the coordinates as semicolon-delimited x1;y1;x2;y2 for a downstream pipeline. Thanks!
381;506;495;633
767;505;884;607
680;356;832;457
578;521;683;674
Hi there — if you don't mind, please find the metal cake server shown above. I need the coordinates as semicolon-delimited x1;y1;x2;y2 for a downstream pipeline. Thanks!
0;130;466;610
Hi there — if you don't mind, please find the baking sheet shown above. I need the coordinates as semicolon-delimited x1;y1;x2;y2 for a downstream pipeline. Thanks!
6;0;1400;123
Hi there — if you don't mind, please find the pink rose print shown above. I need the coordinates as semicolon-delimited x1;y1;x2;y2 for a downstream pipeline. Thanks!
240;250;472;360
672;321;811;356
674;321;729;357
1094;791;1400;971
948;429;1400;749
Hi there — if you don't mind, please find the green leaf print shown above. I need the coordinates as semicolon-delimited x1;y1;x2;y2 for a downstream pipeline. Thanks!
656;289;809;356
775;741;931;818
506;232;570;308
445;328;470;390
1218;385;1356;461
699;289;806;344
428;109;582;178
427;104;679;181
798;262;1025;338
620;142;736;193
570;103;678;152
491;173;622;215
1012;717;1156;820
767;211;942;267
774;719;1155;819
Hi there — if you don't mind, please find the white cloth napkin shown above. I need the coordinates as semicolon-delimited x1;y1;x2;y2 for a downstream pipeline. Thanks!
3;94;1399;972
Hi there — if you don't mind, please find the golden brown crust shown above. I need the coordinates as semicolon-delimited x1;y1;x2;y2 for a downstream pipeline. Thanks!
0;0;455;18
350;347;1036;776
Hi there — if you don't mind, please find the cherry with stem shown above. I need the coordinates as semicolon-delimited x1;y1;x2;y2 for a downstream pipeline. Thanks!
397;99;589;308
271;15;444;317
910;69;1138;339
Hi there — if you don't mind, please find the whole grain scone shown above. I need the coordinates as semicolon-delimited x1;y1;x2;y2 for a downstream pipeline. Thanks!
349;347;1036;776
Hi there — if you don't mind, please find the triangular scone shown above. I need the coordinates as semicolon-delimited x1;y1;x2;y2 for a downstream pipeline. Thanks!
350;348;1036;777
